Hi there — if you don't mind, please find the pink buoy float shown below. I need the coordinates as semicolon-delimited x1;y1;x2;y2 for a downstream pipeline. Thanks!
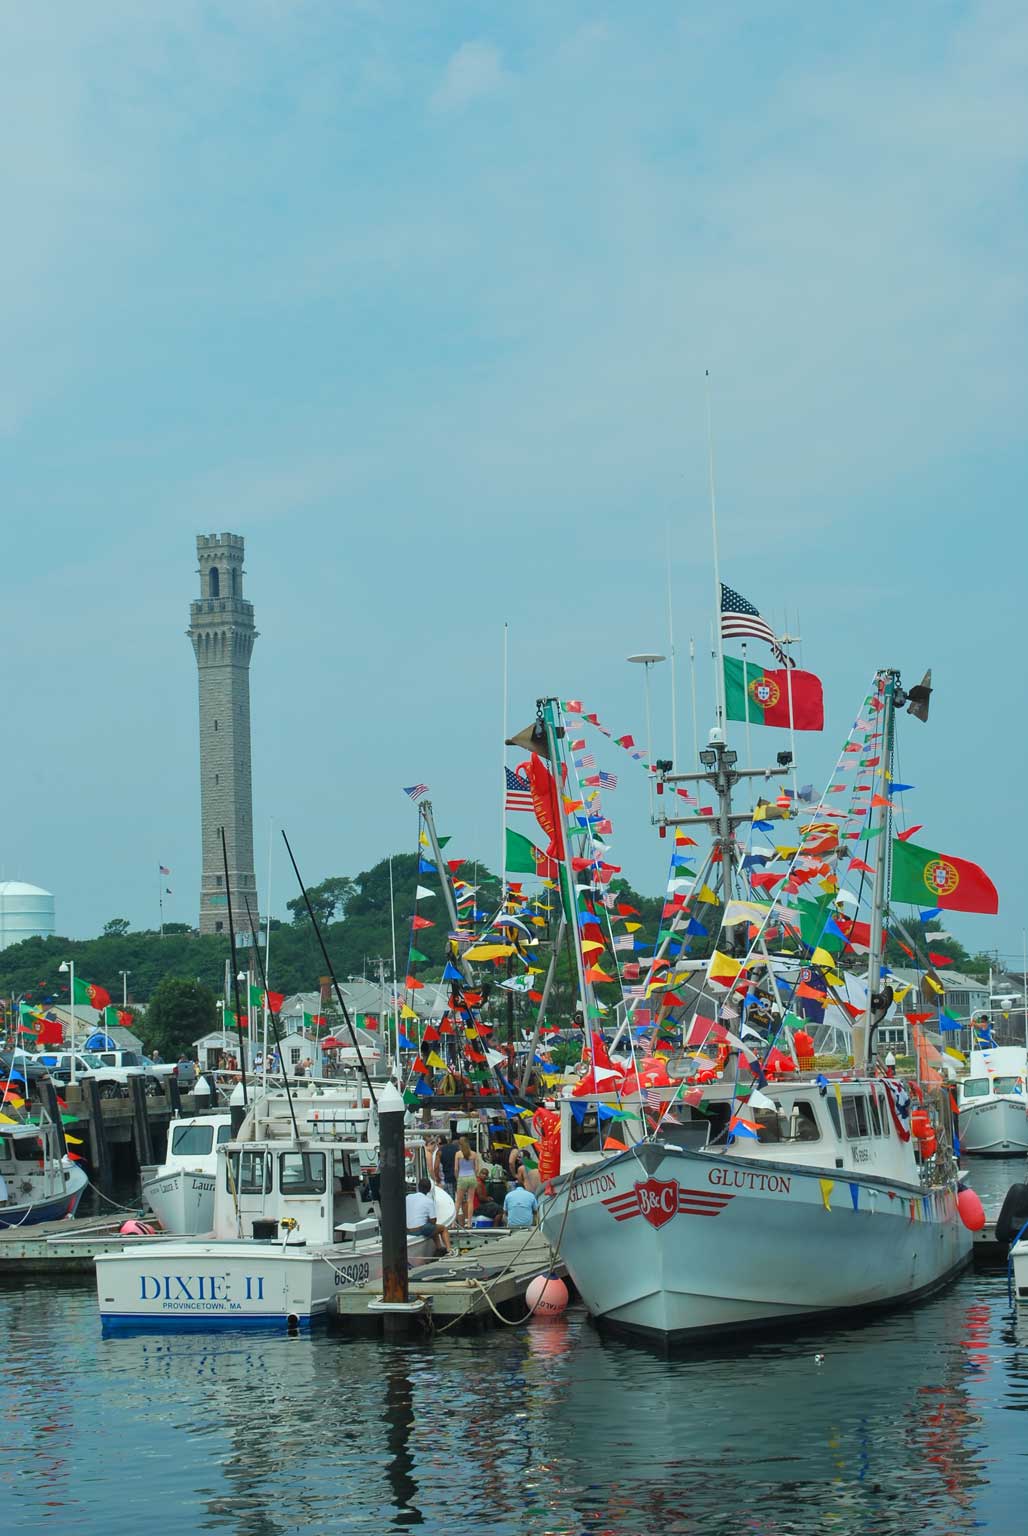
119;1219;156;1236
957;1188;986;1233
526;1274;569;1318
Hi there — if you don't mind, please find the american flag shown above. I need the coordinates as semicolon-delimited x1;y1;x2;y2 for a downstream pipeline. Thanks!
402;784;429;801
720;584;792;667
504;767;533;812
574;753;596;769
159;865;170;875
597;770;618;790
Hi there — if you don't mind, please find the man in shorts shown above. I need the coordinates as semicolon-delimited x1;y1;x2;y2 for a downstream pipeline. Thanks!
405;1178;451;1255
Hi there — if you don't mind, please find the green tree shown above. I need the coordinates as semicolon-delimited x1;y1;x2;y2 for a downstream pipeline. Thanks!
286;876;356;928
144;978;218;1060
102;918;131;938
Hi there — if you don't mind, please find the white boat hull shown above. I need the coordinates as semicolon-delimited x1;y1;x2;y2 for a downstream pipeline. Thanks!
958;1096;1028;1156
143;1169;216;1235
540;1143;971;1341
1013;1240;1028;1301
95;1235;435;1332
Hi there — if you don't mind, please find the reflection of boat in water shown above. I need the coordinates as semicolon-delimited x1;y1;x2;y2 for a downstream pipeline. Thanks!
957;1047;1028;1156
96;1084;437;1331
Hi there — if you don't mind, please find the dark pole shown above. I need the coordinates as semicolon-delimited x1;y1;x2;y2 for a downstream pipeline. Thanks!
377;1081;409;1306
242;894;301;1144
220;826;249;1107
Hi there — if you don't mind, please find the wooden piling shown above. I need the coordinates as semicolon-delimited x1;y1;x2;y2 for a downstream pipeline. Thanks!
84;1077;111;1183
128;1077;154;1167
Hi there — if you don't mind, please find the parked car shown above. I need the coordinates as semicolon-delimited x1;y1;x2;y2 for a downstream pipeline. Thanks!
0;1050;52;1086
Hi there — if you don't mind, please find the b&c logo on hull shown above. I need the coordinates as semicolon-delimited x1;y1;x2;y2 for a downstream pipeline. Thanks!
602;1178;734;1226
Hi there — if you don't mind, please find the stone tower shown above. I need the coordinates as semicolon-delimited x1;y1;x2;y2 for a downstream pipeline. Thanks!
187;533;259;937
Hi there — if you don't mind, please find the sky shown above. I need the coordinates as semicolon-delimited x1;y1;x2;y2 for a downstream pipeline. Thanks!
2;1;1026;969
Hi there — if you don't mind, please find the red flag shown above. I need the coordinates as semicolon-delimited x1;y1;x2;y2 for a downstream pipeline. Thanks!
897;826;923;842
411;915;435;930
929;952;953;967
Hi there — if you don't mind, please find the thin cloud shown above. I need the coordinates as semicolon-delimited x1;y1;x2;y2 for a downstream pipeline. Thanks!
431;40;506;112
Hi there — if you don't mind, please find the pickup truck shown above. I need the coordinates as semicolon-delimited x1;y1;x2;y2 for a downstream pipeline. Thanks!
34;1051;159;1098
92;1050;175;1088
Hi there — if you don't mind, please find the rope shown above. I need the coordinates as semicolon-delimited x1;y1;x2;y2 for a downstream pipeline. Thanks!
85;1178;146;1215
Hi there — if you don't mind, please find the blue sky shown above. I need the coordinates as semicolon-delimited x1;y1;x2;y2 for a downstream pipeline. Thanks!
3;1;1025;969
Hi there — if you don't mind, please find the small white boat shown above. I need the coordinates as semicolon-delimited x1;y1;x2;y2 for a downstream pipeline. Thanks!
96;1086;440;1332
142;1113;233;1234
957;1047;1028;1156
0;1118;88;1228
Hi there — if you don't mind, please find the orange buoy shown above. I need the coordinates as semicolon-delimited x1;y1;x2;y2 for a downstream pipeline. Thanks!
526;1274;569;1318
957;1188;986;1232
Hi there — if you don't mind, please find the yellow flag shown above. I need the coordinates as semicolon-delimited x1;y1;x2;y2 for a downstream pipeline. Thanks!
708;950;740;983
945;1045;967;1063
924;975;944;996
400;1004;418;1020
513;1133;538;1149
624;921;643;933
819;1178;834;1213
697;884;719;905
425;1051;446;1070
892;983;911;1003
64;1133;84;1145
833;1082;843;1109
418;831;430;847
810;947;835;968
464;942;514;960
824;970;844;987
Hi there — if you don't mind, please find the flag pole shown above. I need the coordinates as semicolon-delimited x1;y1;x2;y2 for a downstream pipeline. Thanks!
388;854;400;1076
665;527;679;767
781;615;799;798
501;621;509;897
689;636;699;769
158;868;164;938
741;641;752;773
705;369;726;729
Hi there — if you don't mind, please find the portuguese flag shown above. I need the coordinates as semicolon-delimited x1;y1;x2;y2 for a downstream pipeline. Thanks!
506;828;558;879
73;976;111;1010
891;839;998;914
104;1005;135;1030
724;657;823;731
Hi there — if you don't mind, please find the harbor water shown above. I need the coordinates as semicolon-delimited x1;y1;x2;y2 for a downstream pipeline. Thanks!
2;1162;1026;1536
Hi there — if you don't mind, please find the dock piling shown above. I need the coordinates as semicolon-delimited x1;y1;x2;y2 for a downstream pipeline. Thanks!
128;1077;155;1167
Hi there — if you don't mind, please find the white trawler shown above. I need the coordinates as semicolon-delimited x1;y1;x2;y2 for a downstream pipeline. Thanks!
956;1045;1028;1156
96;1083;441;1331
528;672;986;1343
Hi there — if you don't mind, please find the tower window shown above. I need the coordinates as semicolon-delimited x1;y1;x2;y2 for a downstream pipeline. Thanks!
209;567;220;599
215;774;219;785
216;875;223;887
214;720;218;731
231;568;239;596
215;921;224;933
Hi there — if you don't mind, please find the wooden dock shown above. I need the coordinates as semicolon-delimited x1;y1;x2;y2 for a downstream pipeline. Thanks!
0;1214;180;1273
335;1229;568;1335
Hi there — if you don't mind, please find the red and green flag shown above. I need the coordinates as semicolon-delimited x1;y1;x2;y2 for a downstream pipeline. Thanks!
250;985;285;1013
303;1011;327;1030
891;839;998;914
506;828;558;879
104;1005;135;1030
73;976;111;1010
724;657;824;731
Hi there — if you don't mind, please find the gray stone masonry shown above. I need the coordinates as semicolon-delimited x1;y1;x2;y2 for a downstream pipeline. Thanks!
187;533;260;936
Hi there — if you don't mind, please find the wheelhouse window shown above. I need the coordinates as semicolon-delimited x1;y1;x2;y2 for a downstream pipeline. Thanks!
569;1109;602;1154
868;1093;883;1136
171;1124;214;1157
13;1137;44;1163
227;1151;271;1194
279;1152;326;1195
790;1101;821;1141
842;1096;871;1138
962;1079;990;1099
993;1076;1024;1095
216;1124;232;1145
826;1097;842;1138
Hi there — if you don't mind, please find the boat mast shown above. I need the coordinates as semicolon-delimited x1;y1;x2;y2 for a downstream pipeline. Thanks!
540;697;595;1054
859;668;898;1070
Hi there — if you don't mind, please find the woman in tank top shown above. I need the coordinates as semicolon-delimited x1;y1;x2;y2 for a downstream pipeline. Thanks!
454;1137;481;1227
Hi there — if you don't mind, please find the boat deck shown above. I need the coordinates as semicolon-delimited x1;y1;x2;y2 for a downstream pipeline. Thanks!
0;1215;180;1273
335;1228;567;1334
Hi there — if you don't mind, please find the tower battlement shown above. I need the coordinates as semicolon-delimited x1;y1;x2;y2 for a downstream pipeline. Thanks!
188;533;259;939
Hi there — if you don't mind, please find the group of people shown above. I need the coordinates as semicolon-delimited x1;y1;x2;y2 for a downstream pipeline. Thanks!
432;1131;540;1231
404;1131;541;1256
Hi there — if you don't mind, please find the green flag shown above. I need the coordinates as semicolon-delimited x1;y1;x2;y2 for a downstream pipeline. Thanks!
506;827;544;875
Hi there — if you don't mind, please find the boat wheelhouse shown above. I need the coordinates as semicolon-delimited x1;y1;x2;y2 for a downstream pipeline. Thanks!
956;1047;1028;1156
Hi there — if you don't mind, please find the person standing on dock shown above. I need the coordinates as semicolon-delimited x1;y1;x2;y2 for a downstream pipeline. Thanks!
438;1133;460;1198
454;1137;481;1228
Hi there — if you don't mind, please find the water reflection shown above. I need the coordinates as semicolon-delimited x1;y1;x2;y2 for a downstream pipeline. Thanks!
2;1177;1028;1535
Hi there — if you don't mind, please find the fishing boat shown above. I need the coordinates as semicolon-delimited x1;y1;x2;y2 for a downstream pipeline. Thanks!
0;1115;88;1227
527;669;989;1342
142;1112;233;1234
956;1046;1028;1156
95;1083;441;1331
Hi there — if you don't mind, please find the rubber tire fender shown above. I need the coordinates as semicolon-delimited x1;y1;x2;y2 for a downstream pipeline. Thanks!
995;1181;1028;1245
